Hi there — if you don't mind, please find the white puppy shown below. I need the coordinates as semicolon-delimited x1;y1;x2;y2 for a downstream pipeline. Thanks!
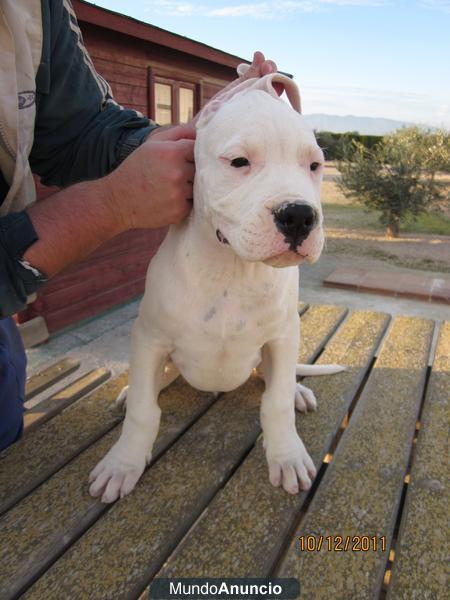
89;70;343;503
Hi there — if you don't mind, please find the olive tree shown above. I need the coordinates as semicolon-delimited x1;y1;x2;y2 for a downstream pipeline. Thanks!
338;127;450;237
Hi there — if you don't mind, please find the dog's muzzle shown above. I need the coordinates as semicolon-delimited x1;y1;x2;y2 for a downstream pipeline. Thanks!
272;202;318;251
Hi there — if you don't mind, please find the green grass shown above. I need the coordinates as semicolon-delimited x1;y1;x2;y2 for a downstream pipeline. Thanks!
401;211;450;235
323;202;450;236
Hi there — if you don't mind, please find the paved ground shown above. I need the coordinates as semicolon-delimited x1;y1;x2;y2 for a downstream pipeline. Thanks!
26;255;450;398
299;255;450;320
27;299;139;376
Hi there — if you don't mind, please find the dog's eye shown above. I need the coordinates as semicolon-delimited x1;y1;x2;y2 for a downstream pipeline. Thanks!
310;162;321;172
231;157;250;168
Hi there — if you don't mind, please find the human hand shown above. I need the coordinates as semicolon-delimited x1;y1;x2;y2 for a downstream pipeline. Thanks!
105;124;195;231
216;51;278;96
104;51;277;232
241;51;278;78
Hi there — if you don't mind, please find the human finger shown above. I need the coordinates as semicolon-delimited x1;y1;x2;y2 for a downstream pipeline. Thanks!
183;162;195;182
240;51;265;80
152;123;196;142
176;138;195;163
260;59;278;75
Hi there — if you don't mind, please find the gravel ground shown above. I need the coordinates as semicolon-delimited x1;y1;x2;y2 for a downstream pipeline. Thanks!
324;228;450;273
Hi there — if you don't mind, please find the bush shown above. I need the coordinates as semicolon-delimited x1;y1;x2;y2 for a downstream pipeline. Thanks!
315;131;382;161
337;127;450;237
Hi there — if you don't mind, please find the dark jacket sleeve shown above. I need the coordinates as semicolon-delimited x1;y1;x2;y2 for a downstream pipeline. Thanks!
29;0;158;186
0;213;47;319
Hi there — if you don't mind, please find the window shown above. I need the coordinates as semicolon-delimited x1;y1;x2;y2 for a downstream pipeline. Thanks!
179;87;194;123
151;73;197;125
155;83;172;125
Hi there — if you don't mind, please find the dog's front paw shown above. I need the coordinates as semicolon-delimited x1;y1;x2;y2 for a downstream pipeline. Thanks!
265;435;316;494
295;382;317;413
88;439;148;503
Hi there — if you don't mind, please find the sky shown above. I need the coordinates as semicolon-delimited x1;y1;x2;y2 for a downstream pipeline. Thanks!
90;0;450;128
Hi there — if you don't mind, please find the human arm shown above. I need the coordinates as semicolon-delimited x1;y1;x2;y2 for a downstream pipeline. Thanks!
0;124;194;318
0;44;277;317
24;124;195;278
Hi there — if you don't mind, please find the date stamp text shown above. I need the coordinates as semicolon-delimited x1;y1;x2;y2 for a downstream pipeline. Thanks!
298;535;386;552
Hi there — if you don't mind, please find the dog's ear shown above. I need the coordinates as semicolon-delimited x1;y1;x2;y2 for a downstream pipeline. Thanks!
237;64;301;112
195;68;301;130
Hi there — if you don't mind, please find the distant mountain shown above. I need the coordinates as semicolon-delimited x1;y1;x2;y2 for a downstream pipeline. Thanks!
302;114;418;135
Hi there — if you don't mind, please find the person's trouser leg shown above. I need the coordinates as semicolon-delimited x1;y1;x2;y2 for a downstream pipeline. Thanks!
0;317;26;451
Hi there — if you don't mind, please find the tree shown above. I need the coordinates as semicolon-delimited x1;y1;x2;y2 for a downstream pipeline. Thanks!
338;127;450;237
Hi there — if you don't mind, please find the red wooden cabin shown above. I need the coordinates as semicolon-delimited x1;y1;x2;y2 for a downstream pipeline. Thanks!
20;0;244;333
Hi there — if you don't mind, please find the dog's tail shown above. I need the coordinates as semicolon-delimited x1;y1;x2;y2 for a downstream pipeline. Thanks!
296;364;346;376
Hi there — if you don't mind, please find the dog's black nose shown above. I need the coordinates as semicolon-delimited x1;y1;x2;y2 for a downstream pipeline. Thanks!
273;203;318;248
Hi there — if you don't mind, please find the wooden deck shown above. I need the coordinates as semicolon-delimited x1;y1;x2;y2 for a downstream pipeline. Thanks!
0;304;447;599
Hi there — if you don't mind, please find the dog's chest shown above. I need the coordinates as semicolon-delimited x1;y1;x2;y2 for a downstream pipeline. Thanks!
189;274;289;340
146;230;298;392
200;288;260;337
169;287;283;392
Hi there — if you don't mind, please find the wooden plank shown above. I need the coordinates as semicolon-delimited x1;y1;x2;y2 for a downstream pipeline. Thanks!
25;359;80;401
92;56;147;85
0;374;128;517
42;255;150;312
298;304;347;361
0;379;217;600
108;81;148;106
24;369;111;433
387;321;449;600
298;301;308;315
45;228;166;290
155;311;390;580
27;227;166;333
202;82;225;101
84;24;235;84
277;316;434;599
18;316;49;349
45;276;146;333
20;386;260;600
20;304;346;599
86;35;150;72
40;230;163;294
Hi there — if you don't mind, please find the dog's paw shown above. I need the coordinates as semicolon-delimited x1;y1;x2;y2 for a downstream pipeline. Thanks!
295;382;317;413
115;385;128;412
266;435;316;494
88;440;148;503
